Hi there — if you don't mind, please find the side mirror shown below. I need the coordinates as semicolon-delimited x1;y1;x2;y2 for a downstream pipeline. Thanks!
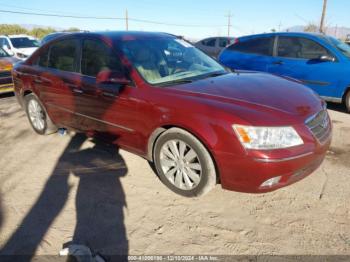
319;55;335;62
96;70;131;86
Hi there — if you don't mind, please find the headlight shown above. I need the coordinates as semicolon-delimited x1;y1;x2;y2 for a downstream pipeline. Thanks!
233;125;304;150
16;53;28;59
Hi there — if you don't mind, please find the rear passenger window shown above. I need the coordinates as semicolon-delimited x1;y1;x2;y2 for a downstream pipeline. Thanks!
48;39;78;72
229;37;274;56
37;48;49;67
81;39;123;77
202;38;216;47
277;37;331;59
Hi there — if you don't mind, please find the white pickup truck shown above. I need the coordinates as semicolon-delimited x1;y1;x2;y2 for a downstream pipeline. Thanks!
0;34;40;60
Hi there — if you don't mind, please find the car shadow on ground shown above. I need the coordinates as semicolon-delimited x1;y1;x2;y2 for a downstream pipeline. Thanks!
327;102;348;114
0;133;129;261
0;93;14;99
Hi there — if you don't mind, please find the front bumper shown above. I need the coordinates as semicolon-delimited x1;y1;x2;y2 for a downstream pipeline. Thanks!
0;83;14;94
0;71;14;94
215;128;331;193
216;141;329;193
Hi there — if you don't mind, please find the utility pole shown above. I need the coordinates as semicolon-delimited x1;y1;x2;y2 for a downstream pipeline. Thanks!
225;11;232;37
125;9;129;31
335;24;338;38
278;21;282;32
319;0;328;33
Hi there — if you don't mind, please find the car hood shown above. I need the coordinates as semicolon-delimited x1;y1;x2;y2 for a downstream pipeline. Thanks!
168;72;322;119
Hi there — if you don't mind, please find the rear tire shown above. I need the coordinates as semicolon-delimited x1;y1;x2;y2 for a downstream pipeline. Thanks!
25;94;57;135
153;128;217;197
345;90;350;113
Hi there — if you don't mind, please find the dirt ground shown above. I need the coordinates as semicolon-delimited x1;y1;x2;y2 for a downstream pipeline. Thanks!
0;94;349;259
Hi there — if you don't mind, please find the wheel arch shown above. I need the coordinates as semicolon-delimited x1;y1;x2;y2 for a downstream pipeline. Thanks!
147;124;221;183
342;86;350;103
23;90;33;96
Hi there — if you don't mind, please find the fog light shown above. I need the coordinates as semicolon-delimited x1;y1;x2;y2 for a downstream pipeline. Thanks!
260;176;282;188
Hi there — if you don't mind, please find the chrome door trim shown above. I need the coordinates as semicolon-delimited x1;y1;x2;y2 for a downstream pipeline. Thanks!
46;102;134;132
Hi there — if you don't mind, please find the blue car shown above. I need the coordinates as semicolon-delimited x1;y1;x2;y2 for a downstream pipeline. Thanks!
219;32;350;112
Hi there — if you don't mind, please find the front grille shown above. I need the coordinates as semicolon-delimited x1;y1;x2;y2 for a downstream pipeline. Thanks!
305;110;331;144
0;71;11;78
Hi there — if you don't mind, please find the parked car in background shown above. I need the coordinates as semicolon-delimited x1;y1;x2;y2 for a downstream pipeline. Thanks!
0;47;19;94
219;32;350;112
195;37;235;58
345;35;350;46
40;32;69;45
13;31;331;197
0;34;40;60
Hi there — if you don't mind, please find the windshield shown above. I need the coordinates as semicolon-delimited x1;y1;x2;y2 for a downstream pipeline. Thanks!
10;37;40;48
325;36;350;59
0;47;10;57
119;37;227;85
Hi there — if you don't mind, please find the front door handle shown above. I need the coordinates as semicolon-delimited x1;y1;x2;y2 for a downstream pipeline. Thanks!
34;78;43;84
273;60;284;65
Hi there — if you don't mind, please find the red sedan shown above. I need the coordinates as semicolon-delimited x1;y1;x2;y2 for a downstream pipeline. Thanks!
12;32;331;197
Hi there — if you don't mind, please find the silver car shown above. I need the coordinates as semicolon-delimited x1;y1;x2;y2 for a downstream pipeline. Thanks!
195;37;235;58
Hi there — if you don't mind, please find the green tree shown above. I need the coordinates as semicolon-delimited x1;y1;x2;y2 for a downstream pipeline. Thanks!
64;27;81;32
0;24;81;39
30;27;56;39
0;24;28;35
304;23;318;33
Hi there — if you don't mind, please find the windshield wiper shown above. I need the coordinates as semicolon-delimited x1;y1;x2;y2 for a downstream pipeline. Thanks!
207;72;227;78
157;79;193;87
198;71;228;80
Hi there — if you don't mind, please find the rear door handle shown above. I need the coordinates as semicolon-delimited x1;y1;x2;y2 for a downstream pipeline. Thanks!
72;88;83;94
102;91;117;98
273;60;284;65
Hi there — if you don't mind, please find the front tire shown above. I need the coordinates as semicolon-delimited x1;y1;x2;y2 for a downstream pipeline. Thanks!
153;128;217;197
25;94;57;135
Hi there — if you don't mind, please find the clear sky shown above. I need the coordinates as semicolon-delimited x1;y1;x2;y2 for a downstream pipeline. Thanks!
0;0;349;40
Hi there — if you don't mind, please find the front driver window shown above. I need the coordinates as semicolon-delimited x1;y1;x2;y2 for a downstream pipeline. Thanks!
81;39;123;77
278;37;331;59
202;38;216;47
219;38;229;48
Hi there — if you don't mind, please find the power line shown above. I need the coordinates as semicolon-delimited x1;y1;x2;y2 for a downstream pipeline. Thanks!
0;9;228;28
0;9;124;20
0;2;85;16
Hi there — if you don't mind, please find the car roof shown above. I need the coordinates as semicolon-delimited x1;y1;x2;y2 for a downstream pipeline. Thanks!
239;32;327;40
198;36;235;40
62;31;176;41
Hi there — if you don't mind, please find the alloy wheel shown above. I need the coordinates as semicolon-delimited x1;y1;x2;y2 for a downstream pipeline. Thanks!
28;99;45;131
160;139;202;190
